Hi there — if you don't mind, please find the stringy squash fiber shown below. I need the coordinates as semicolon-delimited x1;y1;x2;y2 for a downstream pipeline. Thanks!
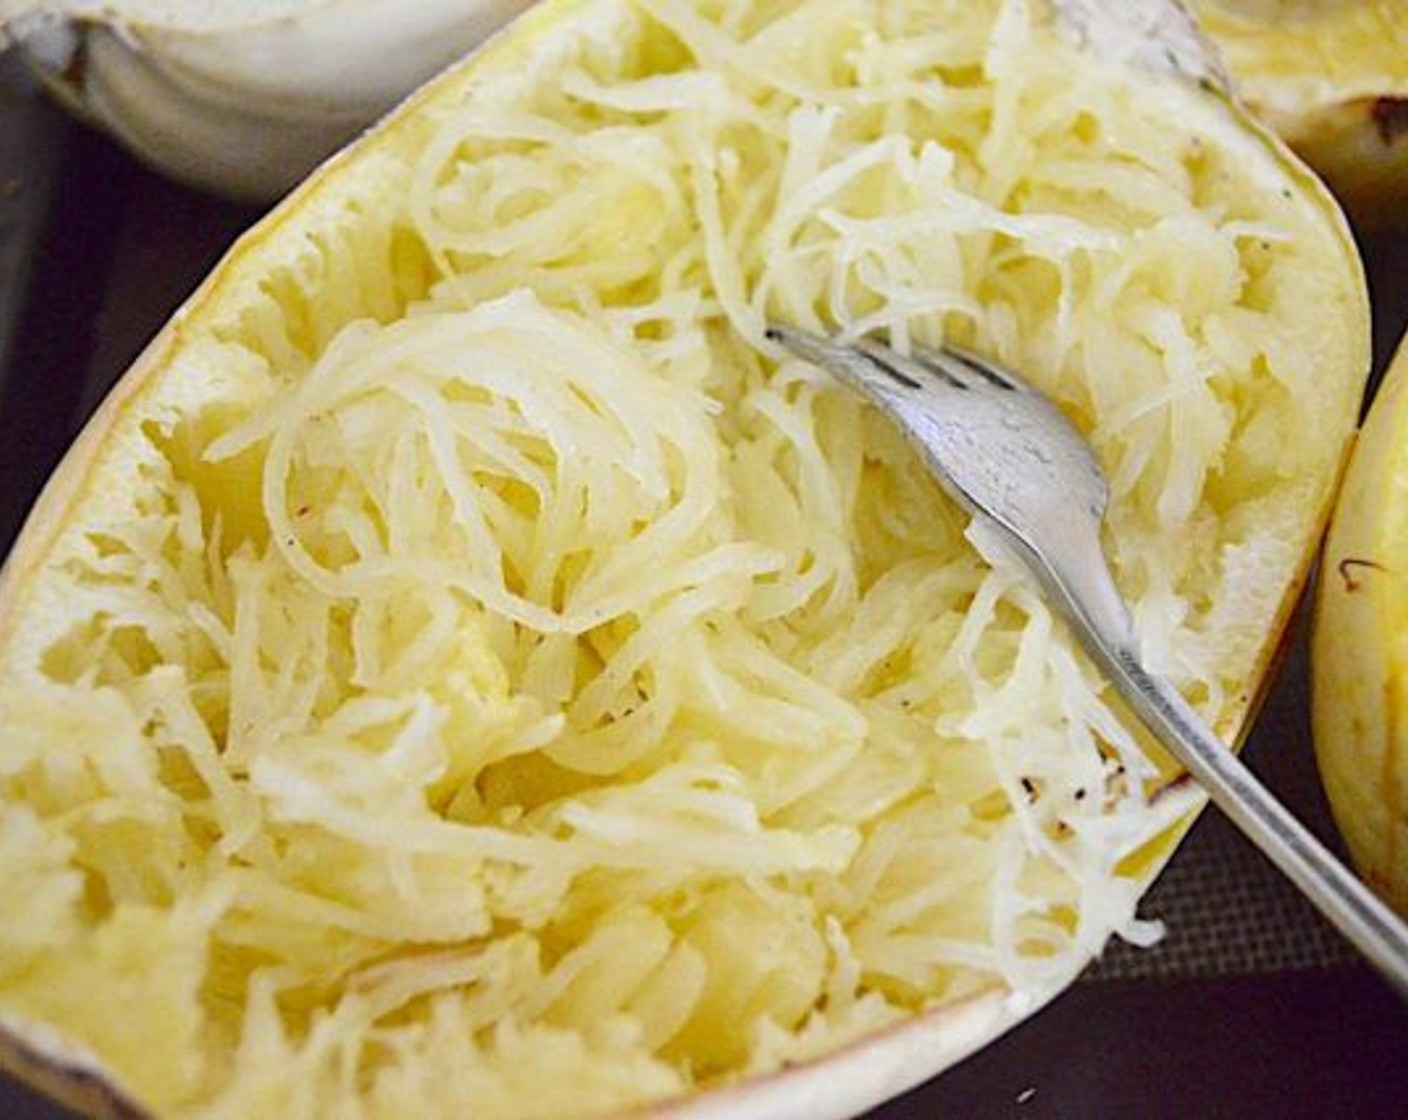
0;0;1367;1117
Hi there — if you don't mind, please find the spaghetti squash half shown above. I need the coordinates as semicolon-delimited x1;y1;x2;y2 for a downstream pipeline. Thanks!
0;0;1369;1116
1315;332;1408;919
1196;0;1408;226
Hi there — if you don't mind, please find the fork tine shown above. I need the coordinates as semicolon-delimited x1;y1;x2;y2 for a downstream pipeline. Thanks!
768;325;932;402
768;323;1026;399
767;325;973;402
910;341;1023;393
764;324;854;374
852;338;933;390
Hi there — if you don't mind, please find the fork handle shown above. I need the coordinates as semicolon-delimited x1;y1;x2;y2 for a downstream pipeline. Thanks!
1027;519;1408;995
1089;636;1408;998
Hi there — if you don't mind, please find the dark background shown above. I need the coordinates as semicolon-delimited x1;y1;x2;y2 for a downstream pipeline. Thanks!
2;54;1407;1120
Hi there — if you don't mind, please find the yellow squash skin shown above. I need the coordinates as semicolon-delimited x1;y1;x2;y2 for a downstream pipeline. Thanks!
0;1;1370;1117
1315;337;1408;917
1196;1;1408;227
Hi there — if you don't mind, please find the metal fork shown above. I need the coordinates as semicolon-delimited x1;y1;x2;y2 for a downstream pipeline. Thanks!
767;323;1408;997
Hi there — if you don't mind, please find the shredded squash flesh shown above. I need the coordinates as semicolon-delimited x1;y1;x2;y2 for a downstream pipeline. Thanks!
0;0;1360;1116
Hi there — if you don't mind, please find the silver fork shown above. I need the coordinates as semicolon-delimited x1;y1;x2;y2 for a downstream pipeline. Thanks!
768;323;1408;997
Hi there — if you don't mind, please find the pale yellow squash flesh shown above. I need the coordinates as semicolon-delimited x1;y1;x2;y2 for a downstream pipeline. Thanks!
1196;1;1408;226
1315;335;1408;917
0;1;1369;1118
